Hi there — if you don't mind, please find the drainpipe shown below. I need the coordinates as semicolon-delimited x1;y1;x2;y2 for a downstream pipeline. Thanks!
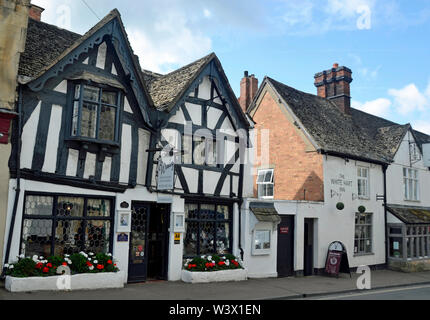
2;85;22;277
383;164;388;267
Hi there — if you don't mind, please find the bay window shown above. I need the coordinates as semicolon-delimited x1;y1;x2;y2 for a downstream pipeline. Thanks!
71;84;120;142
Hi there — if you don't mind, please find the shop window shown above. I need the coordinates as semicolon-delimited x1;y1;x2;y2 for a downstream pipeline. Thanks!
183;203;232;257
357;167;369;199
403;168;419;201
257;169;274;199
71;84;120;142
20;193;113;258
252;230;271;255
354;212;372;255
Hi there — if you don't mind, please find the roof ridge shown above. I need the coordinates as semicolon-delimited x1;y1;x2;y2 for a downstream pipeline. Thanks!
157;52;215;78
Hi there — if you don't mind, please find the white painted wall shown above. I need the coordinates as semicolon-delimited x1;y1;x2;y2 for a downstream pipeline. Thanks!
386;130;430;207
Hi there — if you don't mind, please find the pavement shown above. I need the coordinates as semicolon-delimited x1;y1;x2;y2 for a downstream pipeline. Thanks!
2;269;430;300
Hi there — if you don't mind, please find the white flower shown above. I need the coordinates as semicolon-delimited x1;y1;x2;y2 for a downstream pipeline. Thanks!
9;265;14;269
89;266;94;271
39;256;44;260
89;252;94;256
4;264;9;268
222;256;226;260
32;255;39;263
93;260;98;264
207;256;212;261
107;253;112;257
201;255;206;259
19;254;25;259
88;258;92;261
65;254;70;258
225;260;230;266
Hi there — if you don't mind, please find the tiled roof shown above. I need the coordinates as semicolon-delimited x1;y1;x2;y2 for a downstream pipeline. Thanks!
387;205;430;224
261;77;430;164
142;53;215;111
18;18;81;78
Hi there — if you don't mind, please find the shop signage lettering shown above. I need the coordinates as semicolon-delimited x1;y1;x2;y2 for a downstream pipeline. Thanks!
174;233;181;244
157;155;175;190
280;227;289;234
331;174;353;193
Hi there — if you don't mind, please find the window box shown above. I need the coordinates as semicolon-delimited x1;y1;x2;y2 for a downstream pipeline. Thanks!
5;271;125;292
181;268;247;283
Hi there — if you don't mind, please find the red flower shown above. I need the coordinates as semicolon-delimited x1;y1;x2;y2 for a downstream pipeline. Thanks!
188;264;197;269
42;267;49;273
218;261;225;266
35;262;43;269
46;263;52;268
86;261;93;267
62;262;68;266
107;260;113;265
97;264;104;270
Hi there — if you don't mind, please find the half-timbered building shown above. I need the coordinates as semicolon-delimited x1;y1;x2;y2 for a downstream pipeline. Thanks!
2;8;250;283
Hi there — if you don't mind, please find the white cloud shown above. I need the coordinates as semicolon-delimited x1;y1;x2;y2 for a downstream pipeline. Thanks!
203;9;212;18
126;10;212;74
388;83;429;115
413;120;430;135
352;98;391;117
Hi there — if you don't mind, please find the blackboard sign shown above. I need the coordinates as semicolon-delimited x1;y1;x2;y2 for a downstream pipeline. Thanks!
325;241;351;278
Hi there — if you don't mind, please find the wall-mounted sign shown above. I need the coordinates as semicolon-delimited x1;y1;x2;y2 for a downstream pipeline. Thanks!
172;212;185;232
330;174;353;194
116;210;131;233
174;233;181;244
280;227;289;234
117;233;129;242
157;154;175;191
120;201;130;209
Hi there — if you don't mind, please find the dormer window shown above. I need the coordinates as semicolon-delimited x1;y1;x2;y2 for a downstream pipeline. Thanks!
71;84;120;143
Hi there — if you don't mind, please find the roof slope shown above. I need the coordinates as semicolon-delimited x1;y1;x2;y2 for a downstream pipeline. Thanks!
18;18;81;78
143;53;214;111
387;204;430;224
266;77;392;163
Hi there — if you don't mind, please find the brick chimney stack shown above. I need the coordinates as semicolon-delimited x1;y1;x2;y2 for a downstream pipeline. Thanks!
29;3;44;21
314;63;353;115
239;71;258;113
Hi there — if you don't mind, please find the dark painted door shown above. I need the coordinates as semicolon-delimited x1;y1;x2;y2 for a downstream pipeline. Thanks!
304;219;314;276
128;202;150;283
277;215;295;277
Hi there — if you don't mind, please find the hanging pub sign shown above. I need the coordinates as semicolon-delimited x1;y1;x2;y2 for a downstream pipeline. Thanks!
325;241;351;278
157;152;175;191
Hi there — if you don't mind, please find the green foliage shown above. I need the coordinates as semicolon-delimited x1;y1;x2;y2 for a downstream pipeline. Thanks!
4;252;119;278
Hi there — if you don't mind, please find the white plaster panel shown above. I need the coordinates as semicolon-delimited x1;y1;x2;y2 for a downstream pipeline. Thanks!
198;76;212;100
119;124;132;184
203;171;221;195
124;97;133;113
137;129;150;185
83;152;96;179
53;80;67;94
169;107;186;125
42;105;62;173
96;42;107;69
101;156;112;182
185;102;201;126
21;102;41;169
182;167;198;194
207;107;223;130
66;149;79;177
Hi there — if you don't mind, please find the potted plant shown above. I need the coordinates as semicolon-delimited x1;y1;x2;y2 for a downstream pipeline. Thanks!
358;205;366;213
181;254;247;283
4;252;124;292
336;202;345;211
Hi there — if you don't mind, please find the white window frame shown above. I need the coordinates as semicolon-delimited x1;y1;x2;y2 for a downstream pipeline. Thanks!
403;167;419;201
252;229;272;255
257;169;274;199
354;212;373;255
357;166;370;199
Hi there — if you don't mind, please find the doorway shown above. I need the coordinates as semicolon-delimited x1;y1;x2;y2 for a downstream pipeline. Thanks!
304;218;315;276
128;202;170;283
277;215;295;277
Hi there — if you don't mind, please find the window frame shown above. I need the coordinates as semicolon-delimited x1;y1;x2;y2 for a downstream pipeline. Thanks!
183;200;233;258
357;166;370;199
403;167;419;201
70;82;122;144
354;212;373;255
19;191;115;258
257;169;274;199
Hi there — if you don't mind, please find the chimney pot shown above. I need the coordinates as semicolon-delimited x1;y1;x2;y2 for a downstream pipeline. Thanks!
244;71;249;77
29;4;44;21
333;63;339;69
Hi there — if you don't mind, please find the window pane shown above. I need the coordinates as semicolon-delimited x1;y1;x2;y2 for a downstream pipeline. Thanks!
99;105;116;141
21;219;52;258
74;85;81;99
57;197;84;217
184;221;198;256
24;195;53;216
72;101;79;136
264;170;273;182
185;204;198;219
83;85;99;102
80;102;98;138
54;220;84;255
389;237;403;258
257;170;266;183
216;205;229;220
101;90;117;105
216;222;230;254
85;220;110;253
199;221;215;254
87;199;111;217
200;204;216;220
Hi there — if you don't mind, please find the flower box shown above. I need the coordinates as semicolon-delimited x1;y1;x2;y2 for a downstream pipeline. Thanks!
181;268;248;284
5;271;125;292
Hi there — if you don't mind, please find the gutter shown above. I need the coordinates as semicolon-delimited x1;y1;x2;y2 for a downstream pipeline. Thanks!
383;164;388;266
320;149;390;167
2;85;23;277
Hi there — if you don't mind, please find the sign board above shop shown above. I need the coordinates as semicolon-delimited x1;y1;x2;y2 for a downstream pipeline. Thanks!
157;153;175;191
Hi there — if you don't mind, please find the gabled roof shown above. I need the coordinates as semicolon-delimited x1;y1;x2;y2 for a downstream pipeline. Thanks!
142;53;214;111
249;76;430;164
18;18;81;78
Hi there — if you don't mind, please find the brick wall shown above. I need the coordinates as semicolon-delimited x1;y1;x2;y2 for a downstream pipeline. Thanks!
253;89;324;201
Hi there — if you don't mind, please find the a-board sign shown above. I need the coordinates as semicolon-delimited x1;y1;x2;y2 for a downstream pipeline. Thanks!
324;241;351;278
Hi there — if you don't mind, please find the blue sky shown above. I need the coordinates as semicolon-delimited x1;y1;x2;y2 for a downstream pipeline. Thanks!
34;0;430;134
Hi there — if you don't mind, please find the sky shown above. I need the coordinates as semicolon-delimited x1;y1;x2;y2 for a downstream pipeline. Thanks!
33;0;430;134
